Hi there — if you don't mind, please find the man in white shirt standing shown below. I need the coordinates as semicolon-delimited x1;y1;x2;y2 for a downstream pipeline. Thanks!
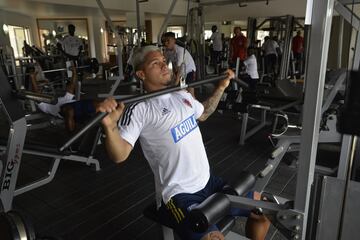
162;32;197;97
261;36;280;77
58;24;84;60
243;48;259;90
210;25;223;73
97;46;270;240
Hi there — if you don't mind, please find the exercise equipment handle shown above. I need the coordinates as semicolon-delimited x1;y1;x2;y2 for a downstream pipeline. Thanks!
222;171;256;196
189;193;231;233
15;90;58;104
59;74;248;151
259;164;274;178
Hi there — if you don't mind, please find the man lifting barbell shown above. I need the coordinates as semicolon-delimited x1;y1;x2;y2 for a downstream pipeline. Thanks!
29;67;97;133
97;45;270;240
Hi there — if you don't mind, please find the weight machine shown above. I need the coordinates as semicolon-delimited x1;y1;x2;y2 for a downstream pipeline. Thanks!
141;0;360;239
0;66;101;208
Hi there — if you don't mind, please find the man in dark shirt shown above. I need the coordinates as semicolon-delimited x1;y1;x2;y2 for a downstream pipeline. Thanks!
229;27;248;67
292;31;304;76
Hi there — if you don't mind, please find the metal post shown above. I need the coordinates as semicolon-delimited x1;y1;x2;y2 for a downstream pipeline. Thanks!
157;0;178;45
294;1;335;240
338;136;354;180
269;19;274;38
302;24;310;91
188;7;205;81
348;14;360;73
136;0;142;47
353;32;360;70
10;53;21;90
338;16;344;68
96;0;124;81
247;17;257;48
239;112;248;145
233;57;240;90
279;15;295;81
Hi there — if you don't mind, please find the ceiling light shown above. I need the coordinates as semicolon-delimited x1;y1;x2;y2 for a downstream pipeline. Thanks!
2;24;9;34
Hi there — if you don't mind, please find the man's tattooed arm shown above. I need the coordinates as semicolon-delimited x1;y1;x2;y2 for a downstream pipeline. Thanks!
198;86;226;122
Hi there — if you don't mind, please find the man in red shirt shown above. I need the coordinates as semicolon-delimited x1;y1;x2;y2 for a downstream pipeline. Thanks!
292;31;304;76
229;27;248;67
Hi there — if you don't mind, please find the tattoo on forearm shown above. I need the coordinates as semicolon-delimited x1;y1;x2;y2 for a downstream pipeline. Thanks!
200;87;224;121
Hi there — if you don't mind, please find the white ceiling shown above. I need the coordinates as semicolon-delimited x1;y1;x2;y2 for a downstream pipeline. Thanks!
7;0;193;16
203;0;307;21
0;0;308;21
199;0;271;6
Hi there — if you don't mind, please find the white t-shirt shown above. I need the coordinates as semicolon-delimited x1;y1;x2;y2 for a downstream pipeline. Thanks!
262;39;280;56
243;54;259;79
37;92;75;118
210;32;223;52
118;91;210;204
172;45;196;74
60;35;84;57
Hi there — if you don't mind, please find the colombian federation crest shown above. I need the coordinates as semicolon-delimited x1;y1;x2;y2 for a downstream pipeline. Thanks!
183;99;192;108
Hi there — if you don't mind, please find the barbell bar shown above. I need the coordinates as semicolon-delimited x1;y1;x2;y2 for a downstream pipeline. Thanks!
59;74;249;151
15;90;58;104
7;58;99;78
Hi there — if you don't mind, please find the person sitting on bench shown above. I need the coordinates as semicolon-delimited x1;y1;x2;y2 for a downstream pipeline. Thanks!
97;45;270;240
29;67;96;132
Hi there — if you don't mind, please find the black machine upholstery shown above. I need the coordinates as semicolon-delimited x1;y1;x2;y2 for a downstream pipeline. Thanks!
143;171;256;234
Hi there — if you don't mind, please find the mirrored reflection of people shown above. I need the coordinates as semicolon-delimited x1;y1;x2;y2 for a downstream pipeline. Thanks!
209;25;223;73
229;27;248;68
57;24;84;60
292;31;304;77
162;32;196;97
